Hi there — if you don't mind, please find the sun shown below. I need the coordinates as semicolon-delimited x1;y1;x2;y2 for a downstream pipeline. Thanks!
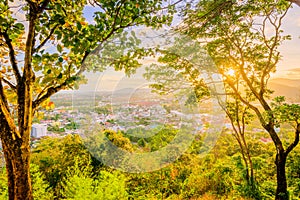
226;69;236;76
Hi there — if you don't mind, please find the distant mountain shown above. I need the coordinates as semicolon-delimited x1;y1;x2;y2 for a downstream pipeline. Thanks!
109;87;161;103
269;78;300;88
111;87;152;96
269;78;300;101
52;78;300;104
111;88;136;96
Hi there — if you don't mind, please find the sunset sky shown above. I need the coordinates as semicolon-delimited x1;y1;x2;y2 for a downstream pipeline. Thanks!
83;4;300;80
10;1;300;79
276;5;300;79
79;4;300;92
11;1;299;92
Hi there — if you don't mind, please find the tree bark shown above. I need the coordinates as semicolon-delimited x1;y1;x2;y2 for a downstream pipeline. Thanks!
264;125;290;200
275;151;288;200
0;119;33;200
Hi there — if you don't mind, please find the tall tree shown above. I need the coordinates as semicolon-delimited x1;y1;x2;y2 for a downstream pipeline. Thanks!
0;0;179;199
180;0;300;199
222;92;256;192
144;34;258;197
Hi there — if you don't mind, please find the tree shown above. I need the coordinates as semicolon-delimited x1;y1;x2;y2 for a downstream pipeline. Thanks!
144;34;259;197
60;159;128;200
0;0;180;199
0;163;54;199
31;134;91;196
180;0;299;199
222;95;258;196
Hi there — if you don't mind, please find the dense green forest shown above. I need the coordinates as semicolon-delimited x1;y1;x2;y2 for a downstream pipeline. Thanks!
1;129;300;199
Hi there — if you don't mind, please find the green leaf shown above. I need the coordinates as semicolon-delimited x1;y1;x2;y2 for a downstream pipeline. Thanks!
57;45;63;53
76;21;82;30
58;18;65;25
57;73;63;79
14;22;24;30
58;57;63;62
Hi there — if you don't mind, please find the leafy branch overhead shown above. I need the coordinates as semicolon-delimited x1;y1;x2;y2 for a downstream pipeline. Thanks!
0;0;178;132
0;2;182;198
143;1;300;198
272;96;300;126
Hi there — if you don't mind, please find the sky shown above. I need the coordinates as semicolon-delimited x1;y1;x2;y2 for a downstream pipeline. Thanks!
82;4;300;74
9;1;300;92
273;5;300;79
78;4;300;92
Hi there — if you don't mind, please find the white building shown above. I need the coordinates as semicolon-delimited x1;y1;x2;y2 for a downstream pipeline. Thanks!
31;124;47;138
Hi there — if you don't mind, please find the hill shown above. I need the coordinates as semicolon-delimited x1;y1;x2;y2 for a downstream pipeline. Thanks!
269;78;300;101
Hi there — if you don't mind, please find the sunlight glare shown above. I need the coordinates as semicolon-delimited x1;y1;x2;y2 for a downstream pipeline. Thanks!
227;69;235;76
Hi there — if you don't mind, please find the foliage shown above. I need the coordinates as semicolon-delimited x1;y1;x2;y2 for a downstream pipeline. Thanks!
65;120;79;130
30;163;55;200
60;159;127;200
287;148;300;198
3;0;300;199
124;125;178;151
31;134;91;195
0;164;53;200
95;105;111;115
0;167;8;200
5;129;298;199
177;0;299;198
0;0;179;197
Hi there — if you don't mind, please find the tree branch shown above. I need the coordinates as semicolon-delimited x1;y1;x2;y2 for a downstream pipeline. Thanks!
39;0;51;11
0;78;10;112
0;78;20;139
259;6;290;98
2;78;16;91
33;52;89;109
18;1;41;137
34;23;59;53
33;0;174;110
287;0;300;6
1;32;21;83
32;81;68;110
285;123;300;155
226;78;266;127
232;47;272;113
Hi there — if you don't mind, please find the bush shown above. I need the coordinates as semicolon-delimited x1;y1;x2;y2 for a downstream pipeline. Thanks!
0;164;54;200
61;159;127;200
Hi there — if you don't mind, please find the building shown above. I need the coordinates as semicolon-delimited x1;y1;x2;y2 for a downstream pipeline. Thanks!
31;124;47;138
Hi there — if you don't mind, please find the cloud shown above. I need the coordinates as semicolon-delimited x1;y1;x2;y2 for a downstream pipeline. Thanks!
273;68;300;79
285;68;300;79
287;68;300;72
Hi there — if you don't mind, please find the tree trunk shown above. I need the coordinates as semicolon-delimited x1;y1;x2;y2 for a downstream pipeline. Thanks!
1;128;33;200
275;151;288;200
